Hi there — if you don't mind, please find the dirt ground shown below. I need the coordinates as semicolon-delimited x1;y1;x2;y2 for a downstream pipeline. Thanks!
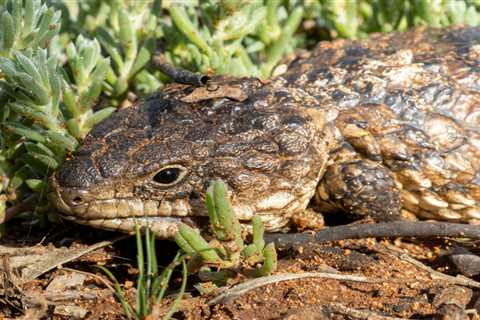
1;220;480;319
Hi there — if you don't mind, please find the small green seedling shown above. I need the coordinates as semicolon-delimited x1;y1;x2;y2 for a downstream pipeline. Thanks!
175;180;277;285
98;225;188;320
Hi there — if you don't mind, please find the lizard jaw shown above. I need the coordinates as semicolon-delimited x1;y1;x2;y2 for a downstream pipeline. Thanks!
48;189;295;238
48;174;317;238
61;215;204;238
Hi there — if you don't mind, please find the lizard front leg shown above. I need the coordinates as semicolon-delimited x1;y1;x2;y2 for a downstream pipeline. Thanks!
315;158;402;222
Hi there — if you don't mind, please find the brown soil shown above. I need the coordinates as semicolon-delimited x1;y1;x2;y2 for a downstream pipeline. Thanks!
1;221;480;319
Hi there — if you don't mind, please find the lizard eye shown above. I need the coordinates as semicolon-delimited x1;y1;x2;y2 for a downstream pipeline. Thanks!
153;165;187;186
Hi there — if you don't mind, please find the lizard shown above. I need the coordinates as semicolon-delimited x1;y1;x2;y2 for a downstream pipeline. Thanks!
48;26;480;238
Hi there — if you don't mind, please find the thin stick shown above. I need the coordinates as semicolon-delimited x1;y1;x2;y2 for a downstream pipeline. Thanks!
208;272;384;305
59;267;116;292
375;243;480;288
153;55;209;86
265;221;480;247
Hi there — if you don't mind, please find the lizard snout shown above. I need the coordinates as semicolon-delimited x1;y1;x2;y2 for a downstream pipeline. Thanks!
47;175;91;217
55;156;101;189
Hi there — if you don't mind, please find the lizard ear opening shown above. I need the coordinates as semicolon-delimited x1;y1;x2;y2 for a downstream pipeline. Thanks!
152;165;187;186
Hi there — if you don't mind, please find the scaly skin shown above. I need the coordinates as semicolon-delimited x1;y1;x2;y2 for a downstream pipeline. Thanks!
49;26;480;238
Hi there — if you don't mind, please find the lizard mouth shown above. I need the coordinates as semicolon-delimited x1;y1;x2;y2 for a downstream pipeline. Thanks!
48;176;303;238
47;176;208;238
48;190;208;238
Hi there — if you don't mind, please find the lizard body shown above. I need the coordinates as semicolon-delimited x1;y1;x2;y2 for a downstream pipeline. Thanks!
49;26;480;238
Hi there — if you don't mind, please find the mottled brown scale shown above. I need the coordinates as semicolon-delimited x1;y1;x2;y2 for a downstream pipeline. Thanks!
49;26;480;238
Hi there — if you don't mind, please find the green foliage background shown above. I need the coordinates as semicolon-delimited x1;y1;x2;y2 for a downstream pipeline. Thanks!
1;0;479;227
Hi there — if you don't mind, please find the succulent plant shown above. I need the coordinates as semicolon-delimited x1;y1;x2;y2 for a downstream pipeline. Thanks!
175;180;278;285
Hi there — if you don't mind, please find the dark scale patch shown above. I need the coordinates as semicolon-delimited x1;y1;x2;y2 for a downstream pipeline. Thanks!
189;190;200;200
96;152;130;178
184;126;214;142
143;91;166;103
464;64;480;85
133;143;170;164
443;27;480;49
145;98;180;128
75;141;103;156
251;87;271;101
122;107;150;130
57;156;100;188
104;129;148;152
307;67;334;83
310;47;338;62
274;91;289;99
168;141;196;160
331;89;347;101
336;52;366;69
106;134;131;151
284;71;302;84
281;115;307;126
87;109;128;139
344;45;372;58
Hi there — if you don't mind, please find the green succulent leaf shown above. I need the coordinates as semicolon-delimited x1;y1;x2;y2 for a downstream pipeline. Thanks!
0;11;16;54
177;224;221;263
207;180;242;242
255;243;277;277
3;122;46;143
25;178;47;193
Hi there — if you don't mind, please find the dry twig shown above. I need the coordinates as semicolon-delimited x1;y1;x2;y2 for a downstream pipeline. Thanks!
3;195;37;223
59;267;115;293
208;272;384;305
153;55;209;86
265;221;480;247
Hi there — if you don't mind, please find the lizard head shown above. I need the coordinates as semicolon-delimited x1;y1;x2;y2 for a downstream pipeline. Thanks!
49;79;330;238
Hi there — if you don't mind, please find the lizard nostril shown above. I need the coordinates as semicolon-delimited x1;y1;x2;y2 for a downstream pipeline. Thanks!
57;189;92;207
72;196;84;205
189;191;200;200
